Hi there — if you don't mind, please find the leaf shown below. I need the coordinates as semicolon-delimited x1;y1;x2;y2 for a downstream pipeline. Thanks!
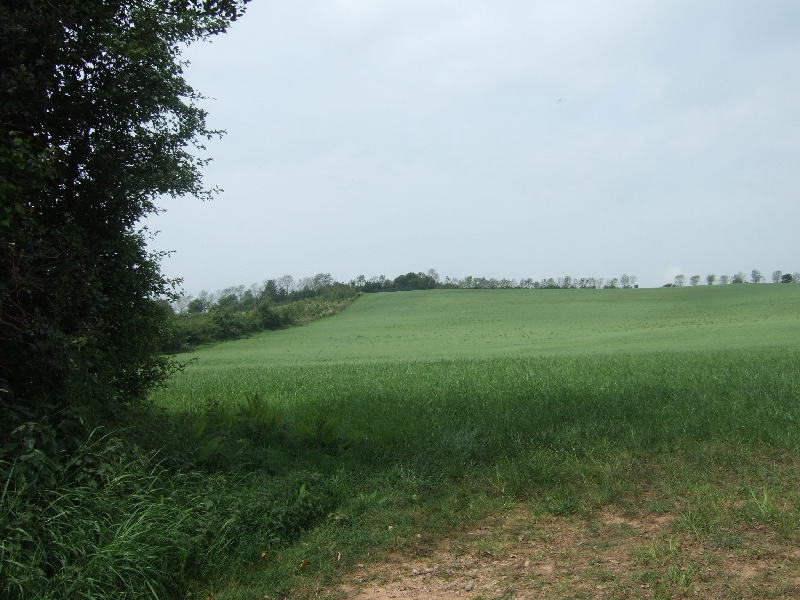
196;436;222;462
190;415;207;441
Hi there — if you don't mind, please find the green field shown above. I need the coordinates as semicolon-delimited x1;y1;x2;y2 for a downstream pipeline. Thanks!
141;285;800;598
162;284;800;370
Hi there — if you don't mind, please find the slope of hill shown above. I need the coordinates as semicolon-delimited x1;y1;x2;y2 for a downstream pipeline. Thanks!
143;284;800;599
184;285;800;368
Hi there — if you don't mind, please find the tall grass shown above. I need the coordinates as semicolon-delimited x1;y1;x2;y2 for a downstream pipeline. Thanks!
0;433;188;599
0;424;352;599
153;348;800;466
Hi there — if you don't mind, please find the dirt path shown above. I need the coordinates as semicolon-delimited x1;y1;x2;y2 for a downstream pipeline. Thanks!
339;507;800;599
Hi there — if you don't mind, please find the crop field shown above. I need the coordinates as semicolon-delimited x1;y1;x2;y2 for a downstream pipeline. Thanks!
157;284;800;371
149;285;800;599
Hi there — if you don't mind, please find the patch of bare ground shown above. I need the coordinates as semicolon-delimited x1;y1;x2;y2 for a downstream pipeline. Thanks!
337;506;800;599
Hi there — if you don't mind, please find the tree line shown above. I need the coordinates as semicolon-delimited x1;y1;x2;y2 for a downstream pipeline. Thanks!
343;270;639;291
666;269;800;287
163;276;359;351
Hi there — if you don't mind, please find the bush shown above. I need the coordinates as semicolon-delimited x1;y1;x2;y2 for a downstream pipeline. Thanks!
0;424;188;599
0;398;346;600
258;302;283;329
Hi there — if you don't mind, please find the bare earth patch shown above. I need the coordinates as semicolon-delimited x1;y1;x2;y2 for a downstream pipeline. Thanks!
338;506;800;599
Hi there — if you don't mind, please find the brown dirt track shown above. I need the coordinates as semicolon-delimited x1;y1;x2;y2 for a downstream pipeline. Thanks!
338;506;800;599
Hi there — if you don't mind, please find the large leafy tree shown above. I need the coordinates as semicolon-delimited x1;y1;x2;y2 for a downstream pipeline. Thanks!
0;0;247;429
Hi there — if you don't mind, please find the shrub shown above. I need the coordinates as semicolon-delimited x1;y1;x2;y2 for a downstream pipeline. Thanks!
258;302;283;329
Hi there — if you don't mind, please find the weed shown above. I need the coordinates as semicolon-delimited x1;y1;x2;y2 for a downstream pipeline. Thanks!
746;486;782;523
633;537;680;568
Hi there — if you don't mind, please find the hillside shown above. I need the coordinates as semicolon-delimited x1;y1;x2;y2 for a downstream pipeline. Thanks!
181;284;800;367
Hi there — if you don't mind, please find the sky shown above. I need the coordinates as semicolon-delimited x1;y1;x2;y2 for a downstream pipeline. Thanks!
145;0;800;293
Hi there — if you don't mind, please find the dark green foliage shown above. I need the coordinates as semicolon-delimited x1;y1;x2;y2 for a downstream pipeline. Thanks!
258;301;283;329
391;271;438;291
0;411;341;599
297;416;363;455
186;297;208;313
0;0;248;429
0;428;194;599
163;281;359;351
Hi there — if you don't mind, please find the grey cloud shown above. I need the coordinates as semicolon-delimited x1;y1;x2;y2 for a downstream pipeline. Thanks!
148;0;800;291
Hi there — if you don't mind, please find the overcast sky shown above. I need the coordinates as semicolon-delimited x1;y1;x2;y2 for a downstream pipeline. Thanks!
145;0;800;293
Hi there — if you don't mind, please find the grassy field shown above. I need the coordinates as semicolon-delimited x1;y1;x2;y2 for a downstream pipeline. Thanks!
160;284;800;370
142;285;800;599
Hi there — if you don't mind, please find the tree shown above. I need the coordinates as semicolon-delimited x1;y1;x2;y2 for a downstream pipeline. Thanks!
173;293;193;313
257;301;282;329
186;298;207;314
719;275;730;284
261;279;286;303
689;275;700;286
1;0;249;425
782;273;795;283
732;272;746;284
392;271;437;291
276;275;294;296
772;271;783;284
674;274;686;287
706;274;716;285
751;269;764;284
